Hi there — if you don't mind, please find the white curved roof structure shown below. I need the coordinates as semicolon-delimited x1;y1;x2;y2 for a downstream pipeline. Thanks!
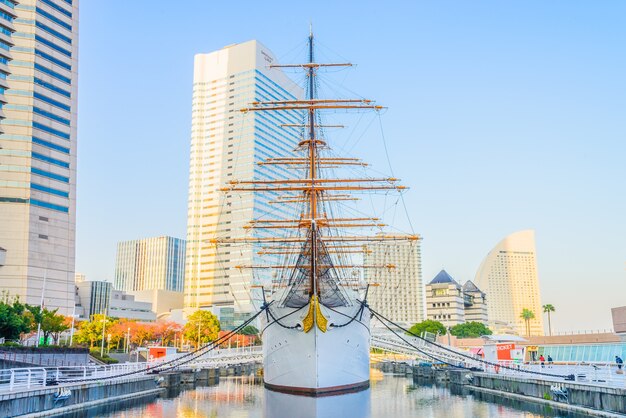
474;230;544;336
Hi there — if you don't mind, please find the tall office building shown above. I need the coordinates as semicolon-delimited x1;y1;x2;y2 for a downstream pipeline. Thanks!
0;1;17;127
114;236;185;293
184;40;302;313
365;238;424;325
0;0;78;314
474;230;544;336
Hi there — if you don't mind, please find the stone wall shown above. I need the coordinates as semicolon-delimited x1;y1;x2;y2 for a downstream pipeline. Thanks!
0;348;89;367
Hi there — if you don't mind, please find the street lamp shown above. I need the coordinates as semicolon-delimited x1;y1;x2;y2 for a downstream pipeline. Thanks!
100;309;107;357
126;327;131;354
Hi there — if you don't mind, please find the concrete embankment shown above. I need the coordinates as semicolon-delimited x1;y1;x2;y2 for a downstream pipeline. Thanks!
384;363;626;417
0;376;160;418
1;363;262;417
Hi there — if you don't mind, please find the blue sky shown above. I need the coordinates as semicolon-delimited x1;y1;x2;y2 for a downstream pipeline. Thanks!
76;1;626;332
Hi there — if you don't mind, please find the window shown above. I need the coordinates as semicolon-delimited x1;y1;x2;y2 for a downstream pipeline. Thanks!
38;234;48;239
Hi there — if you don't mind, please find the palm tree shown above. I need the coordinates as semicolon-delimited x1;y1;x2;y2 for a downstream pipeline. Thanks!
543;304;555;336
520;308;535;337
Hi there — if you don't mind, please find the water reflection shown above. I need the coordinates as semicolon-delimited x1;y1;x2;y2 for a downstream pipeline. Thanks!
90;372;583;418
265;388;370;418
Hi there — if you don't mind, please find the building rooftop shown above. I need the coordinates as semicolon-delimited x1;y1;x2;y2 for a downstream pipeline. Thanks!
429;270;460;285
463;280;485;295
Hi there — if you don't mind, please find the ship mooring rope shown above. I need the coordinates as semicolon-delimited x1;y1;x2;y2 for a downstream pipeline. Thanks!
370;308;572;380
57;306;268;384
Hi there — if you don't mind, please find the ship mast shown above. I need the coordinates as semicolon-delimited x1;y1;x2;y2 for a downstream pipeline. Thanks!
307;30;318;297
213;32;420;307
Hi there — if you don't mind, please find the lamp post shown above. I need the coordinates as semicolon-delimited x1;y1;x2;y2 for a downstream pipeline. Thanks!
69;305;77;346
126;327;131;353
35;271;47;347
100;309;107;357
197;322;201;349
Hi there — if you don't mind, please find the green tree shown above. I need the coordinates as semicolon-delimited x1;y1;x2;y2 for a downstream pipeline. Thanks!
449;322;493;338
240;325;259;336
542;304;555;336
0;294;32;340
520;308;535;337
41;309;70;345
407;320;446;337
184;310;220;348
74;314;116;348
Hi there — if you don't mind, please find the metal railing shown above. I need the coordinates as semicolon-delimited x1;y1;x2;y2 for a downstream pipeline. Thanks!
0;362;150;392
0;345;264;393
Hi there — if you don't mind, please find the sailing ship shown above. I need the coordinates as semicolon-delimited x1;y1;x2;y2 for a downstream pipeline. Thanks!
216;31;417;396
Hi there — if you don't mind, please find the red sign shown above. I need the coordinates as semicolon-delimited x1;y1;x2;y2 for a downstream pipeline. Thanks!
496;343;515;360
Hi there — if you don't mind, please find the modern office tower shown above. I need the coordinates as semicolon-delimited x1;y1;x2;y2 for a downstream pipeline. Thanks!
474;230;544;336
114;236;186;293
184;40;302;313
365;238;423;325
425;270;466;328
0;1;17;129
0;0;79;315
462;280;488;325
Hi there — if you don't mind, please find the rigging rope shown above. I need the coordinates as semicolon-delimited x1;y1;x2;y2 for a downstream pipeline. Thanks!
370;307;571;380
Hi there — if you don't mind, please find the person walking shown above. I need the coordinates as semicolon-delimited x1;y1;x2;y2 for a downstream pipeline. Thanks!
539;354;545;368
616;355;623;373
547;355;553;368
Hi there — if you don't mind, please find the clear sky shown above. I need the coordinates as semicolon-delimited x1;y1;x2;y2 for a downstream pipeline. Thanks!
76;1;626;333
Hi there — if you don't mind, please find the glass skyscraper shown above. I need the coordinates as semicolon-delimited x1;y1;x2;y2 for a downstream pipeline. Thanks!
0;0;78;314
115;236;186;293
184;40;302;313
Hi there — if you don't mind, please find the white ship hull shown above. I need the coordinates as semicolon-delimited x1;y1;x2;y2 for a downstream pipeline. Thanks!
261;300;371;396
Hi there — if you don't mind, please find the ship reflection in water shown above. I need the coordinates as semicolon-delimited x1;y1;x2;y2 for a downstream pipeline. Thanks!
265;388;371;418
96;372;587;418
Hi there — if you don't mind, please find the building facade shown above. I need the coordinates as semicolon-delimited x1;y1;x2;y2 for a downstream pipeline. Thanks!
114;236;185;293
75;280;110;319
0;0;79;314
75;280;156;322
462;280;488;324
365;238;423;325
474;230;544;336
425;270;466;328
183;40;301;313
0;1;17;128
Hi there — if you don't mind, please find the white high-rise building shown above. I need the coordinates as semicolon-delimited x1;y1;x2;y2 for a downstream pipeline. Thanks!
365;238;423;325
0;0;78;314
114;236;186;293
474;230;544;336
184;40;302;313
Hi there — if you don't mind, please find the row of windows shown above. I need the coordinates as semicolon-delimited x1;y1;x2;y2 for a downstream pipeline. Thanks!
31;182;68;198
31;166;69;183
36;48;72;70
40;0;71;19
33;136;69;154
35;62;71;84
32;151;69;167
33;121;69;139
0;196;68;213
36;7;71;31
34;91;70;111
35;76;71;97
0;0;14;9
35;34;71;57
33;106;70;125
35;20;71;44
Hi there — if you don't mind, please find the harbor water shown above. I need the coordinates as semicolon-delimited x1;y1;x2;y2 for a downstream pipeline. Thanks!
85;370;586;418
